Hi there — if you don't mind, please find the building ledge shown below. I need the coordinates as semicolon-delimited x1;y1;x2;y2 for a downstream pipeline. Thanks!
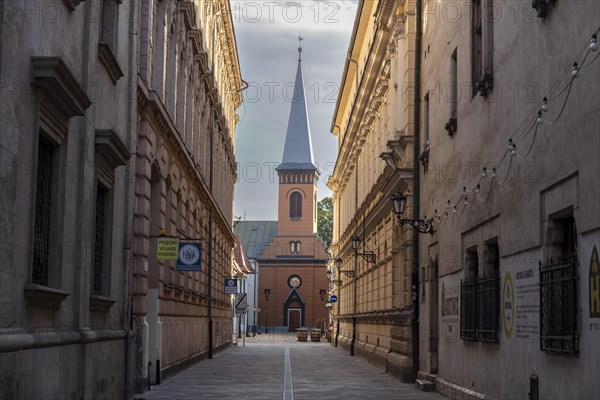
89;295;117;313
62;0;84;12
98;43;124;84
24;284;69;309
31;56;91;117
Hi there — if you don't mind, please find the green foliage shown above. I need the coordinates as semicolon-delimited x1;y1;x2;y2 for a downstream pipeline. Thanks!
317;197;333;245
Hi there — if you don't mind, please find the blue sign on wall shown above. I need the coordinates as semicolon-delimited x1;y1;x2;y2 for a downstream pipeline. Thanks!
329;295;338;303
176;242;202;272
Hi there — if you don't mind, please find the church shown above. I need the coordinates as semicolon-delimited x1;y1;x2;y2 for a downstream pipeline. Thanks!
235;41;329;332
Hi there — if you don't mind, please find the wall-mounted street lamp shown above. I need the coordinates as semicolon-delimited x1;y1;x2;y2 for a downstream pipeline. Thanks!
319;289;327;301
264;288;271;301
351;236;376;264
327;268;342;286
327;259;342;286
336;256;356;277
391;192;434;235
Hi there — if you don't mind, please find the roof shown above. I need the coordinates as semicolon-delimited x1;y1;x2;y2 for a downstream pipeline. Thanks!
233;235;255;276
283;287;305;305
276;45;317;172
234;221;278;259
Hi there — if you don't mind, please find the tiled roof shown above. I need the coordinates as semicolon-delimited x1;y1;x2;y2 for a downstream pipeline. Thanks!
233;221;278;259
276;51;317;172
233;235;255;275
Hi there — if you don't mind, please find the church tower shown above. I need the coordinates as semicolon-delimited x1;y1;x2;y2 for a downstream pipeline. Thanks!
276;37;319;236
235;39;329;332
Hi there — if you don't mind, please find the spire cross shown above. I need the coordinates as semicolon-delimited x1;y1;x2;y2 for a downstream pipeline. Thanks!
298;34;303;62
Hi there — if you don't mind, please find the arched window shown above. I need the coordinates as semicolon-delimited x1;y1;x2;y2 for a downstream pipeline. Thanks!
290;192;302;219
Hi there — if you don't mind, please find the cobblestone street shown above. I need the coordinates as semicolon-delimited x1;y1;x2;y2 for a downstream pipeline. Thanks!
136;329;447;400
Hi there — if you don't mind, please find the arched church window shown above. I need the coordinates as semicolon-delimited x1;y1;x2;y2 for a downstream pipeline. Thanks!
290;192;302;219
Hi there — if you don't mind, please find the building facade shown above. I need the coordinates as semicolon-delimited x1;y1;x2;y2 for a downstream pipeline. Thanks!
328;0;420;382
417;1;600;399
132;0;242;392
0;1;136;398
0;0;242;398
236;44;329;333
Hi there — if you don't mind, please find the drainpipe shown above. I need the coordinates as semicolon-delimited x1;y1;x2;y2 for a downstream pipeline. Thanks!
411;0;423;379
123;0;139;396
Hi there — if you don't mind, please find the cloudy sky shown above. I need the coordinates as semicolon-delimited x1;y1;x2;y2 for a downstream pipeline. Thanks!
231;0;358;221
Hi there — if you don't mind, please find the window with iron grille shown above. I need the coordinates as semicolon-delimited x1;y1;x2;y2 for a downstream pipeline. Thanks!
290;191;302;219
461;274;500;342
471;0;483;97
32;136;55;286
461;245;500;342
477;274;500;342
540;215;579;354
540;254;578;353
93;185;108;295
461;276;478;340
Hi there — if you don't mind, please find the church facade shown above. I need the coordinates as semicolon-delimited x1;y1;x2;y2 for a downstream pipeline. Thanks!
236;43;329;332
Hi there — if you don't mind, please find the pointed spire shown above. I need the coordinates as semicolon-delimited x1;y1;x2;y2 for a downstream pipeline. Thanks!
277;38;317;172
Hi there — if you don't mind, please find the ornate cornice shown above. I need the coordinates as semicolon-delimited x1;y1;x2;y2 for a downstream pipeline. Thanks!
137;78;235;242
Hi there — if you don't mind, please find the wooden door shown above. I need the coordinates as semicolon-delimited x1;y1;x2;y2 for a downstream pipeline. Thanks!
288;309;301;332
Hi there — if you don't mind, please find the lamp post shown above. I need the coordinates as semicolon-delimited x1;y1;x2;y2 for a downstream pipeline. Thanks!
263;288;270;334
265;309;269;334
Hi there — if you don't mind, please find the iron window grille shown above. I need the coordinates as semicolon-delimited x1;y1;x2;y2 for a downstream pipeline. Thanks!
32;137;54;286
93;185;108;295
461;274;500;342
539;254;579;354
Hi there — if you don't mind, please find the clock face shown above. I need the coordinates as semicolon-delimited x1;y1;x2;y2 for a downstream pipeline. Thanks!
288;275;302;288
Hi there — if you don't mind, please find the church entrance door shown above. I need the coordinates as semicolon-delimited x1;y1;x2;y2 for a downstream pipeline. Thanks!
288;309;301;332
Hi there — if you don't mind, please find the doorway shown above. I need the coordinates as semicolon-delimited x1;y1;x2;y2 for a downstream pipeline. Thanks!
288;309;301;332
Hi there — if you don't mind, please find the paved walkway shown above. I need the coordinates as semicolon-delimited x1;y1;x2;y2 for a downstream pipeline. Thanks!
136;329;446;400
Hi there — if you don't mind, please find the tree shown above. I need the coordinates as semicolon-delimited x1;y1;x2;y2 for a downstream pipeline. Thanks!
317;197;333;245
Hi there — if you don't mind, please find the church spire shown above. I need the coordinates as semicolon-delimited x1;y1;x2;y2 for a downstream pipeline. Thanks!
276;37;317;172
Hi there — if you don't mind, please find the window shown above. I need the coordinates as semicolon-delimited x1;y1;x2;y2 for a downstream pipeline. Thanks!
472;0;482;97
446;48;458;135
290;241;302;255
93;185;109;295
98;0;124;84
460;247;478;340
472;0;494;96
460;243;500;342
290;192;302;219
32;135;56;286
478;240;500;342
540;215;579;353
93;129;129;301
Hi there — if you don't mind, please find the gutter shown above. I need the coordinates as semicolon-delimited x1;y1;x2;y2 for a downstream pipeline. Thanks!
411;0;423;380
